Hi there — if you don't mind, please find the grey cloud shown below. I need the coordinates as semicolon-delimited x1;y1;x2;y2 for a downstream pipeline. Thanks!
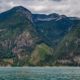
0;0;80;17
51;0;63;1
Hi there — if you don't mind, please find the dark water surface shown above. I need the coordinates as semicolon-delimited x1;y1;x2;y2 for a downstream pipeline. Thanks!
0;67;80;80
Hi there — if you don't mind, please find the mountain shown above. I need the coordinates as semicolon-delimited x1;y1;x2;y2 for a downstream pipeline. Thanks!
33;14;79;47
0;6;80;66
0;6;39;66
53;23;80;66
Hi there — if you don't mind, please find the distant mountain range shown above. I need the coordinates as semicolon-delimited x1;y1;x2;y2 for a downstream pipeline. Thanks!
0;6;80;66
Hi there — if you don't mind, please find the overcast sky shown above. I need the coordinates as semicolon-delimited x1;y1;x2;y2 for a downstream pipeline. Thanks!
0;0;80;17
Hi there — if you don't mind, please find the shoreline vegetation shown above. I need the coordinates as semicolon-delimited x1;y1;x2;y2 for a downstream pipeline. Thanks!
0;58;79;67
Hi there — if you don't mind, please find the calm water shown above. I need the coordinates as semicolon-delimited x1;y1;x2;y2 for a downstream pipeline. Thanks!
0;67;80;80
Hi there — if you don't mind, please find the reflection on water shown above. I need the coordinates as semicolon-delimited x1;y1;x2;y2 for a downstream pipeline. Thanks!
0;67;80;80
